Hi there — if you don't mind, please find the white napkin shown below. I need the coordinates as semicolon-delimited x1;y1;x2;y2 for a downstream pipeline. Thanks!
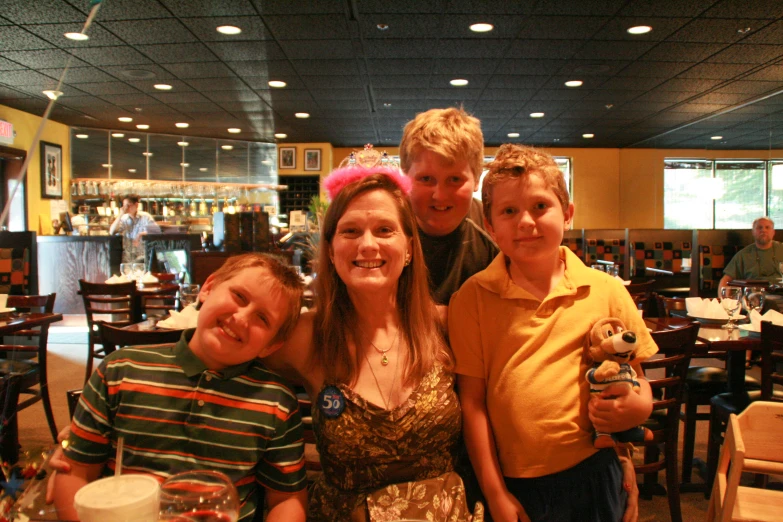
748;309;783;331
141;272;159;283
686;297;734;319
105;274;132;284
156;304;199;329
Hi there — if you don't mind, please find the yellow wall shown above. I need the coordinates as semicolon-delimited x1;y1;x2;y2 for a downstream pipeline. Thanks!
0;104;71;233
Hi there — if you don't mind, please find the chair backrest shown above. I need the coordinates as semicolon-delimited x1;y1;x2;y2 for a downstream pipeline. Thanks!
646;322;698;416
99;323;183;355
652;294;686;318
139;283;180;319
78;280;137;338
626;279;656;312
7;293;56;313
760;321;783;403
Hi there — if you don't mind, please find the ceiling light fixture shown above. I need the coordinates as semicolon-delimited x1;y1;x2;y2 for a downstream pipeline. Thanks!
711;136;723;140
142;152;153;157
119;117;133;122
627;25;652;35
42;90;63;100
268;80;287;88
199;168;208;172
227;128;241;133
175;122;189;128
737;27;751;34
128;169;136;173
177;141;189;147
469;23;494;33
295;112;310;118
64;32;89;41
154;84;172;90
111;133;124;138
376;24;389;31
450;78;469;86
217;25;242;35
101;163;112;168
128;138;140;143
383;103;392;108
274;133;287;139
583;133;595;138
530;112;545;118
221;145;234;150
565;80;583;87
75;134;88;139
507;132;520;138
136;124;149;130
180;162;190;167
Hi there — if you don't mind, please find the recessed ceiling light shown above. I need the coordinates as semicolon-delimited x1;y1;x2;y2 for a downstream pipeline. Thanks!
469;23;494;33
565;80;583;87
553;138;561;142
274;133;287;139
177;141;189;147
154;84;172;91
711;136;723;140
627;25;652;35
199;168;208;172
217;25;241;35
142;152;153;157
268;80;287;88
101;163;112;168
119;117;133;122
295;112;310;118
111;133;124;138
180;162;190;167
175;122;189;129
383;103;392;108
64;32;89;41
583;133;595;139
136;124;149;130
530;112;545;118
227;128;241;133
42;90;63;100
75;134;88;139
376;24;389;31
128;169;137;173
737;27;752;34
450;78;469;86
128;138;140;143
507;132;520;138
221;145;234;150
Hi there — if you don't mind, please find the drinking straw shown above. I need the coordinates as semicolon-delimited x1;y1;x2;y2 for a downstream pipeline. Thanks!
115;436;124;476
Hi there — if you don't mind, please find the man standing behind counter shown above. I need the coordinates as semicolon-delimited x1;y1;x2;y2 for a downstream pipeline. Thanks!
109;194;160;263
718;216;783;294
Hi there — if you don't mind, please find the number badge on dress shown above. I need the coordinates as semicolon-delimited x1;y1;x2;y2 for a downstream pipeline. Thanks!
318;385;345;419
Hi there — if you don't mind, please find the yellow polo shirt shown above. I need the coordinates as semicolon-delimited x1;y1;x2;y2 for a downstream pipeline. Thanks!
449;247;657;478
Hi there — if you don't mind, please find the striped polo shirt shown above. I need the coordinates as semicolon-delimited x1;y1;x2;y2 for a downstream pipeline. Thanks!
65;329;306;521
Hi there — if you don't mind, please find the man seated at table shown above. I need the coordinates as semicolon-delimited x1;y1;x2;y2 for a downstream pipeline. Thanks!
718;216;783;294
52;253;308;522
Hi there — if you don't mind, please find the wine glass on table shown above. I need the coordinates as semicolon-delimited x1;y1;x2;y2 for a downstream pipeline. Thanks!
742;286;765;317
120;263;133;281
159;470;239;522
720;286;742;330
179;283;201;309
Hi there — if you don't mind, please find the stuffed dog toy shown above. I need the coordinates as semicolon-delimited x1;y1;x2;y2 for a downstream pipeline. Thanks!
585;317;652;448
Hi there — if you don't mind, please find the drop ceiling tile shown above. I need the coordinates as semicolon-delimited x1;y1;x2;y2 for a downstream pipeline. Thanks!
180;16;272;42
741;21;783;45
642;42;726;62
309;88;367;100
359;14;444;39
0;26;58;51
218;100;271;112
0;49;87;69
497;59;568;75
707;44;783;64
434;39;509;59
364;39;437;59
249;0;344;15
617;61;697;78
101;19;197;45
168;102;227;114
506;40;582;59
655;78;723;92
77;82;141;95
159;0;256;17
0;56;28;70
486;76;549;89
290;59;359;76
670;18;762;44
742;66;783;82
162;61;237;79
0;69;61;86
208;41;286;61
573;40;657;61
202;89;262;102
122;78;193;92
1;0;87;24
70;46;153;66
41;66;117;83
299;76;365;89
98;92;161;105
702;0;783;19
367;59;433;75
262;14;350;39
277;39;355;59
678;62;757;80
136;43;218;64
267;90;315;102
519;16;611;39
23;22;125;47
592;17;691;41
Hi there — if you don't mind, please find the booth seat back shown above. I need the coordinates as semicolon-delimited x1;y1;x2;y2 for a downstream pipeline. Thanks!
584;229;628;277
628;229;693;279
0;231;37;295
561;229;585;263
694;229;753;293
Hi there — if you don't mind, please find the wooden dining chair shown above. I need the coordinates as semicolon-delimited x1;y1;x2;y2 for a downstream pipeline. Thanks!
0;293;58;442
98;323;183;355
633;321;697;522
706;401;783;522
140;284;180;320
626;280;656;314
79;280;137;384
705;321;783;495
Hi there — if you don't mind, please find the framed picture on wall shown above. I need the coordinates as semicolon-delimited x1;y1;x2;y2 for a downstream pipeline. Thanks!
279;147;296;169
304;149;321;171
40;141;63;199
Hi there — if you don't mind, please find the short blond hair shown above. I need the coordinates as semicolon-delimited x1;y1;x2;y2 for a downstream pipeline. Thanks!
399;107;484;180
752;216;774;228
482;144;569;225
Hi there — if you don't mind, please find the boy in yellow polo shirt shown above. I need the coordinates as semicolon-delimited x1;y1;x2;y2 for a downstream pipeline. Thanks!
449;144;656;521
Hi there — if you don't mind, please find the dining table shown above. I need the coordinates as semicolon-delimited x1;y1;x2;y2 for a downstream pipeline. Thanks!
0;312;64;337
132;282;180;323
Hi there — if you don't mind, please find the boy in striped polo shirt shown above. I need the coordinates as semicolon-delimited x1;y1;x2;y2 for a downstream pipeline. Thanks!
53;254;308;521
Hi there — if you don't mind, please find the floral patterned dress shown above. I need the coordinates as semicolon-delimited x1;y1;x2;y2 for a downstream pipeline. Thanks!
308;365;484;522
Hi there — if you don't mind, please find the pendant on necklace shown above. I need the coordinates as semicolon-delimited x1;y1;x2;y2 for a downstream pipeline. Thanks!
381;354;389;366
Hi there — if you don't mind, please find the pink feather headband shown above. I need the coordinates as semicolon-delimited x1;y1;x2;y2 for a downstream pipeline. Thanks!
323;165;412;200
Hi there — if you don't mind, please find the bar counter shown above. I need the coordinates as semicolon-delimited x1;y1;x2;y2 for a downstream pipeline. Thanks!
37;235;122;314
